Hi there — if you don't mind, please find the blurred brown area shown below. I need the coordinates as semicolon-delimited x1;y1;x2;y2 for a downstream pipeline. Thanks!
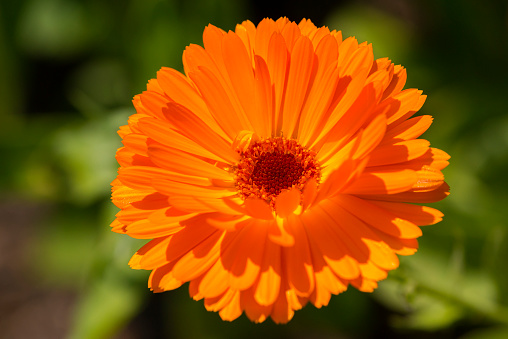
0;201;74;339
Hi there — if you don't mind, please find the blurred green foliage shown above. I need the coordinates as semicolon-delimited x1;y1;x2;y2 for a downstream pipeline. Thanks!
2;0;508;338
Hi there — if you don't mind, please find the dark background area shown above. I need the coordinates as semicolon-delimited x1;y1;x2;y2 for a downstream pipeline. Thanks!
1;0;508;338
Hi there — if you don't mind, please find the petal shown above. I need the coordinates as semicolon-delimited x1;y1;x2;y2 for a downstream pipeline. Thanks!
255;19;277;60
315;82;381;161
165;216;218;263
221;220;267;290
171;230;226;281
283;214;315;296
156;67;230;140
199;256;231;298
413;166;445;191
266;32;289;135
367;200;444;226
189;66;252;139
129;236;171;270
169;196;243;215
118;166;214;189
343;169;417;195
382;115;433;142
245;197;274;220
275;187;301;218
147;142;232;180
253;55;273;138
124;217;186;239
254;239;282;306
162;103;240;163
367;139;431;167
218;290;243;322
241;287;273;323
149;262;183;292
359;182;450;203
222;31;259;132
321;200;400;270
334;194;422;239
138;90;169;120
268;217;295;247
280;35;315;138
204;288;236;312
301;207;360;280
301;178;318;211
137;117;227;162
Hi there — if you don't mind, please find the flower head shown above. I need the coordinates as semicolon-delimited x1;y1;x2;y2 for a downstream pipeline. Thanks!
111;17;449;323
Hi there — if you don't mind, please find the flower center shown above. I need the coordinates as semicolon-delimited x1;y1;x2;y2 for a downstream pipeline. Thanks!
234;137;320;207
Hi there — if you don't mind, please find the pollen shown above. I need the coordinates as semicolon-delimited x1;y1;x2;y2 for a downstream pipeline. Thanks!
234;137;320;207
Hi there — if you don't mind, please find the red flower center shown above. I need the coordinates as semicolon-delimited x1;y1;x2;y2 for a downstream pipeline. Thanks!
234;137;320;206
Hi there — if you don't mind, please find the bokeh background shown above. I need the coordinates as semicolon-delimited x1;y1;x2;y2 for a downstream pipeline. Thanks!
1;0;508;338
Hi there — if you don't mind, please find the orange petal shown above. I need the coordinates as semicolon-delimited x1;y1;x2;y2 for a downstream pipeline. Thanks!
334;194;422;239
268;218;295;247
138;90;169;120
307;239;348;298
381;64;407;100
413;166;445;191
301;207;360;280
383;115;433;142
241;287;273;323
367;139;431;167
271;286;294;324
156;67;229;140
222;31;259;133
206;214;250;231
315;81;380;160
343;169;417;195
359;261;388;281
370;228;419;256
165;216;218;263
301;178;318;211
381;88;424;125
189;66;251;139
275;187;301;217
367;200;443;226
266;32;289;135
129;236;171;270
199;257;231;298
325;198;401;270
283;214;315;296
358;181;450;203
221;220;266;290
351;276;378;292
280;20;301;52
253;55;273;138
124;218;185;239
280;35;314;138
148;262;183;292
168;196;243;215
152;179;236;199
352;112;387;161
172;230;226;281
137;117;226;162
122;133;149;156
254;240;281;306
254;18;277;60
204;288;236;312
245;197;274;220
147;142;232;180
162;103;240;163
218;290;243;322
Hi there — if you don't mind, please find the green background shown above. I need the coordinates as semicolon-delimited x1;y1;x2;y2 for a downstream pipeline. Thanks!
1;0;508;338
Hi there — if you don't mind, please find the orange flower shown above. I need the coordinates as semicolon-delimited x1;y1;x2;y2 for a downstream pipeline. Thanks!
111;17;449;323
